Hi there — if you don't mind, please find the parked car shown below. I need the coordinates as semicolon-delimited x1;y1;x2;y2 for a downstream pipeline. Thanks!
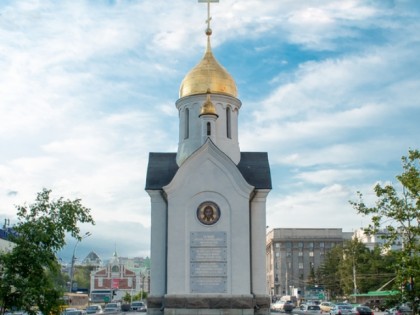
85;305;102;314
320;302;335;313
121;304;131;312
293;304;322;315
63;308;78;315
103;303;120;313
272;301;287;312
66;311;86;315
330;304;354;315
385;305;411;315
130;301;147;312
353;306;373;315
284;301;295;312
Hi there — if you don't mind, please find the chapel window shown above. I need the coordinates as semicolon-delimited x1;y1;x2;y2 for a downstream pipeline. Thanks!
184;109;189;139
226;107;231;139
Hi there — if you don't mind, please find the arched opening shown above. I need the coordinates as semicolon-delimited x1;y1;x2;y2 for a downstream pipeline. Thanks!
226;107;231;139
207;122;211;136
184;108;189;139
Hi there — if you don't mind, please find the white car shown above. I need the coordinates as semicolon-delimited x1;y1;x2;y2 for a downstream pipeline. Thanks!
103;303;120;313
329;304;354;315
294;304;322;315
131;301;147;312
271;301;286;312
85;305;103;314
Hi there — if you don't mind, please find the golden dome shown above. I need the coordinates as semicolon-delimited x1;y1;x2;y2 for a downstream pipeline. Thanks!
200;90;218;116
179;37;237;98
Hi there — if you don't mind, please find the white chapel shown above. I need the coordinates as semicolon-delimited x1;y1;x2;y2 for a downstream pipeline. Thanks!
145;2;272;314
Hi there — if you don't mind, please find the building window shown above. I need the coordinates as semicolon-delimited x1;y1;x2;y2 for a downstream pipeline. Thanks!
99;278;103;286
309;251;314;257
319;242;324;248
298;252;303;256
298;263;304;269
276;252;280;257
207;122;211;136
184;109;189;139
226;107;231;139
286;242;292;249
275;243;280;248
298;242;303;248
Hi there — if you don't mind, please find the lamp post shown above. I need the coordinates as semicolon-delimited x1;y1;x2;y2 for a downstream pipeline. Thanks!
69;231;91;292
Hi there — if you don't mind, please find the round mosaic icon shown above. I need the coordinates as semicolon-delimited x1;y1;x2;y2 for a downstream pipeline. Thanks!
197;201;221;225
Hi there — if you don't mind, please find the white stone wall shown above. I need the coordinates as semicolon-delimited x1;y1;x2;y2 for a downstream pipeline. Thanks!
164;140;254;295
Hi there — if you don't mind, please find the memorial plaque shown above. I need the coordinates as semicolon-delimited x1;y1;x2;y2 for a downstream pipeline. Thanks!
191;262;227;276
190;277;227;293
190;231;227;247
190;247;227;261
190;231;227;293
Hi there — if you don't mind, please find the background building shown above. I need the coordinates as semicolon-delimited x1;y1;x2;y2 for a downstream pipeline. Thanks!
353;228;403;253
89;251;150;302
266;228;352;300
0;226;15;253
82;251;102;267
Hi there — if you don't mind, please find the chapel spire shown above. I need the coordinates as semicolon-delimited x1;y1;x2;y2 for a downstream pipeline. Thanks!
176;0;241;166
179;0;237;98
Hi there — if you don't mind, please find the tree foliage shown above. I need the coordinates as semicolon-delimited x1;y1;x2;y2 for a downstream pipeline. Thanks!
73;265;96;290
0;189;95;315
350;149;419;312
318;239;397;300
317;244;344;299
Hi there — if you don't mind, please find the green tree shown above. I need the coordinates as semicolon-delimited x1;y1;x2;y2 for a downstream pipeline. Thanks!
132;291;147;301
0;189;95;315
318;240;397;300
318;244;344;299
350;149;420;313
122;292;131;304
339;239;375;297
73;265;96;290
361;246;397;292
306;262;317;288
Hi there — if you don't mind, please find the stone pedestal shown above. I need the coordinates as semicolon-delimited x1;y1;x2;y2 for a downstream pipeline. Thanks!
147;294;270;315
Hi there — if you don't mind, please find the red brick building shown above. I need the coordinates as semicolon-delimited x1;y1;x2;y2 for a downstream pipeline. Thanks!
90;251;148;302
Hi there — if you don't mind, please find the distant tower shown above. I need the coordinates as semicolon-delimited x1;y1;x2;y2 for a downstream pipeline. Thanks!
145;1;272;314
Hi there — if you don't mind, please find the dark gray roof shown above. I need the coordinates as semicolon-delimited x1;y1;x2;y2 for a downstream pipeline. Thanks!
145;152;271;190
237;152;272;189
145;153;178;190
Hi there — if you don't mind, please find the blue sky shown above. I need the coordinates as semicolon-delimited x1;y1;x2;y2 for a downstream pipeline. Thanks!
1;0;419;264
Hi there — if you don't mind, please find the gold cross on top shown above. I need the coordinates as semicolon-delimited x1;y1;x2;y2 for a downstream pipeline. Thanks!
198;0;219;33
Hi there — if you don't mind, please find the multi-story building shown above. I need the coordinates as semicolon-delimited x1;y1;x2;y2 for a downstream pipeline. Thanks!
353;228;403;253
266;228;352;299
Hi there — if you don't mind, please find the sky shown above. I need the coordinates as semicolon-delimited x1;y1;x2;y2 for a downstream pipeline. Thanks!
0;0;419;265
